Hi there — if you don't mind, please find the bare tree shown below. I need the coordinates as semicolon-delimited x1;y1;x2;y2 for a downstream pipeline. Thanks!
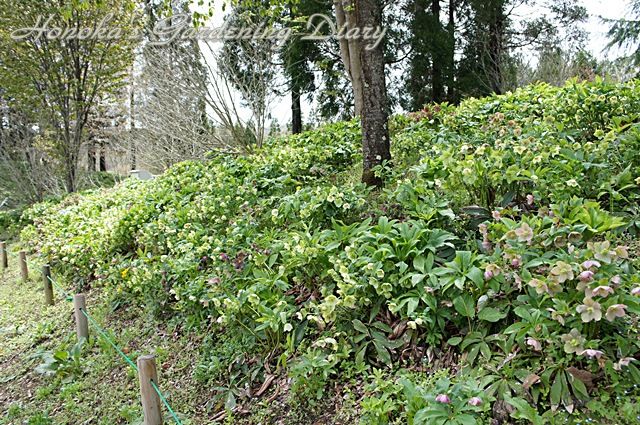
0;99;65;205
122;37;279;172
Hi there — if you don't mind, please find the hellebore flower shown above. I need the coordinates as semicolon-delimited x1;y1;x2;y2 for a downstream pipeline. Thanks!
568;232;582;244
578;270;594;283
435;394;451;404
591;286;614;297
631;287;640;296
588;241;614;264
605;304;627;322
579;349;604;359
610;275;622;287
511;257;522;268
484;264;501;280
577;298;602;322
614;357;635;371
468;397;483;406
550;261;574;284
526;194;534;206
515;223;534;243
615;246;629;259
548;308;566;325
561;329;586;354
528;278;548;295
581;260;601;270
553;235;567;248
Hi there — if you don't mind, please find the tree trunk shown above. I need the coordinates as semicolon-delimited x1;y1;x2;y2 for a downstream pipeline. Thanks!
130;79;137;170
356;0;391;187
335;0;364;116
431;0;444;103
88;141;96;172
99;144;107;172
446;0;456;102
65;157;76;193
488;3;505;94
292;85;302;134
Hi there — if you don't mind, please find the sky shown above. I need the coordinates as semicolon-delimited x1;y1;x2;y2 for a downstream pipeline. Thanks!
583;0;629;57
192;0;634;126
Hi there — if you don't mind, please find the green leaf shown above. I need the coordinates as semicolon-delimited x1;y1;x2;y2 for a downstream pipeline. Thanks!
352;319;369;335
467;266;484;287
447;336;462;346
478;307;507;322
453;294;475;318
455;414;477;425
550;373;563;411
372;340;391;366
569;374;589;401
413;255;427;273
225;391;236;410
411;273;426;285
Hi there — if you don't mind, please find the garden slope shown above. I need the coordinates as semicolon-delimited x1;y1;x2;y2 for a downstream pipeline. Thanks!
18;80;640;423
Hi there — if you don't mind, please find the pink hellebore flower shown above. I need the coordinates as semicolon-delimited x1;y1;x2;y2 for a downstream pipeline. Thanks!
435;394;451;404
614;357;635;371
526;194;535;206
610;275;622;287
579;349;604;359
468;397;483;406
581;260;601;270
484;264;501;280
578;270;594;283
591;286;614;297
492;210;502;220
605;304;627;322
632;287;640;296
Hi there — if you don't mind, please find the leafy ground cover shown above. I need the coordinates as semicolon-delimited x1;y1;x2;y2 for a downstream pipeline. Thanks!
4;79;640;423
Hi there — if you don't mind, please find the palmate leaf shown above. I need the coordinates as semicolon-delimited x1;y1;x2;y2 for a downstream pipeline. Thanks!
352;319;369;335
453;293;475;318
372;340;391;366
504;396;545;425
413;407;449;425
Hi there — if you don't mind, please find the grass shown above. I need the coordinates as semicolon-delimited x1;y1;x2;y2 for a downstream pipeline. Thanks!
0;246;209;425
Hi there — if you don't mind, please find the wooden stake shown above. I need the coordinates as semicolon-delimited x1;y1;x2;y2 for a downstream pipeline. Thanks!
137;355;163;425
19;250;28;281
42;264;54;305
0;241;7;269
73;294;89;341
